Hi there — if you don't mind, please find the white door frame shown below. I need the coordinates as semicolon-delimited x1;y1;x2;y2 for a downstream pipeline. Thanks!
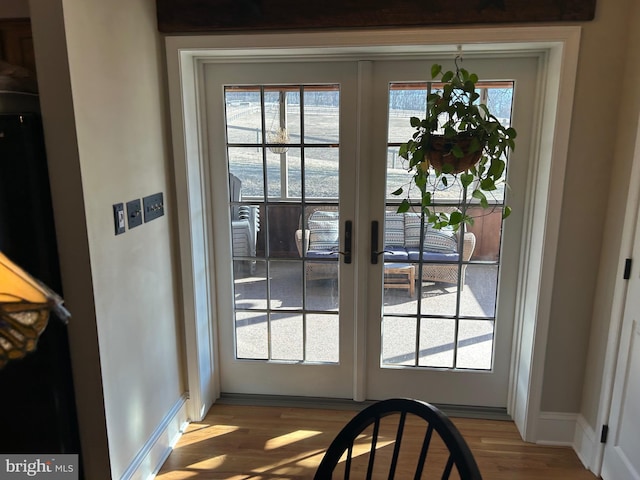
164;26;581;443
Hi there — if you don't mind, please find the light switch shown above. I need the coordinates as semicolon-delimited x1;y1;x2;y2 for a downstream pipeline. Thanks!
143;192;164;223
126;199;143;229
113;203;125;235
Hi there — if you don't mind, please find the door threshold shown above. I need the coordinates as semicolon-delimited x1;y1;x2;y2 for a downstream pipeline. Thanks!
217;393;511;421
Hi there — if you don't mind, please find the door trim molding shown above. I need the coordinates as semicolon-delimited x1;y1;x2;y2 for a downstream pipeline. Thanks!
506;28;581;442
164;26;581;434
165;39;219;421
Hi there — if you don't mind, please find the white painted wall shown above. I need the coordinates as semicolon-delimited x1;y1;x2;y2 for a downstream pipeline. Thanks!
28;0;185;478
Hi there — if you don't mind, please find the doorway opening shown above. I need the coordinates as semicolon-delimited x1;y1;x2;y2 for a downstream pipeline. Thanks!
165;27;580;440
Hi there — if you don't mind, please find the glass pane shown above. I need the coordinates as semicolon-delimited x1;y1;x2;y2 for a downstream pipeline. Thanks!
270;204;302;257
387;84;427;143
386;146;414;202
303;204;340;311
269;261;302;309
418;318;455;368
382;317;416;366
271;313;303;361
471;180;506;204
303;204;339;227
420;272;458;317
460;264;498;318
230;200;261;272
304;147;339;198
466;208;503;261
286;91;301;144
383;263;417;308
306;313;339;363
303;87;339;144
487;87;514;128
265;149;282;198
234;260;267;310
383;295;418;316
264;147;302;199
225;88;262;144
456;319;494;370
383;264;418;316
286;147;302;198
427;173;466;203
387;153;469;205
235;310;268;360
305;267;339;311
228;147;264;199
303;206;339;253
227;83;341;367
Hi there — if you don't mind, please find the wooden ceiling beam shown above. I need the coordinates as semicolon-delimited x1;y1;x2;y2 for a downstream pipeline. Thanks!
156;0;596;34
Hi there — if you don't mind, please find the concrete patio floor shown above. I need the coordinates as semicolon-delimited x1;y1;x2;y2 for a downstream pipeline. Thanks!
232;260;498;371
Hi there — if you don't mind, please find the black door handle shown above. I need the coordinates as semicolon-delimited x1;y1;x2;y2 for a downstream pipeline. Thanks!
371;221;379;264
343;220;352;264
371;220;391;264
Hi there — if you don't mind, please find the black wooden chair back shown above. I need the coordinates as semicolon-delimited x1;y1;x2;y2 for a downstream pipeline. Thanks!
314;398;482;480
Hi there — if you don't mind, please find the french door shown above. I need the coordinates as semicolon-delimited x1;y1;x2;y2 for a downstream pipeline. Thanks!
206;62;359;398
366;58;536;406
204;55;537;406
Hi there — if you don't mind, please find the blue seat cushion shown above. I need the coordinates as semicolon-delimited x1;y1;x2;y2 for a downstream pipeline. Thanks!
383;246;409;261
307;249;339;259
406;248;459;262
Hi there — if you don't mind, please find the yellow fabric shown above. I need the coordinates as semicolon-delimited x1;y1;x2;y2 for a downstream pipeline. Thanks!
0;252;57;368
0;251;49;304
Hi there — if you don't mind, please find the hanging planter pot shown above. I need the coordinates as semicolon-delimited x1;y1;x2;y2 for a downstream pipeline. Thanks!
267;127;290;154
426;133;485;174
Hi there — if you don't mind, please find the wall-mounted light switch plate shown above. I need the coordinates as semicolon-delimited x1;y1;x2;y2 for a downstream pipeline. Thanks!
143;192;164;223
113;203;125;235
126;199;143;229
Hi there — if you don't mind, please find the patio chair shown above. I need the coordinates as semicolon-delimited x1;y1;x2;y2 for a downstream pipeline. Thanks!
294;206;476;288
384;208;476;289
229;173;260;274
295;205;340;282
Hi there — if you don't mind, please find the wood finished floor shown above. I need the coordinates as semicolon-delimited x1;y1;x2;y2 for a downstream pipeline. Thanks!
157;403;598;480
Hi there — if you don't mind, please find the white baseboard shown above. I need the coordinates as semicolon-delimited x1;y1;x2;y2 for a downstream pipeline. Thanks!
573;414;600;473
536;411;579;446
535;411;601;476
120;394;189;480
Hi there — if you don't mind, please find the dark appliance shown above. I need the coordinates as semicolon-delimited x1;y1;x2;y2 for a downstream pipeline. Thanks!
0;92;81;459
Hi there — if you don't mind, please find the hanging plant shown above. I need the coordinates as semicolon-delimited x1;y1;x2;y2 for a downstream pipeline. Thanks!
267;127;290;154
393;62;517;230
